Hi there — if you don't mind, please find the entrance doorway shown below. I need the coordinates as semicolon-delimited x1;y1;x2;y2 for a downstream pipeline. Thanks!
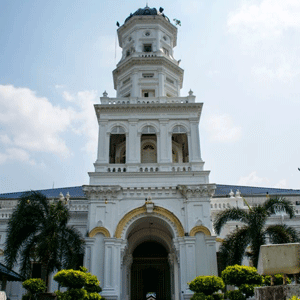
131;241;171;300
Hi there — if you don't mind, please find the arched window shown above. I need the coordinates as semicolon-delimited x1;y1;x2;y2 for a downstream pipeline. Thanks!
141;126;157;163
109;126;126;164
172;125;189;163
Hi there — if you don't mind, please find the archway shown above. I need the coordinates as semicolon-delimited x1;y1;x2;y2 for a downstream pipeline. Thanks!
121;215;178;300
131;241;171;300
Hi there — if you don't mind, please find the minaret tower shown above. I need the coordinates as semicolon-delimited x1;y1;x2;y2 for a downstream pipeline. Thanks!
83;7;217;300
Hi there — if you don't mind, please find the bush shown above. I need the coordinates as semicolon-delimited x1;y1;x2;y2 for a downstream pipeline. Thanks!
288;297;300;300
54;268;103;300
263;274;291;286
191;293;206;300
189;276;225;296
225;290;245;300
221;265;262;287
22;278;46;295
54;269;87;289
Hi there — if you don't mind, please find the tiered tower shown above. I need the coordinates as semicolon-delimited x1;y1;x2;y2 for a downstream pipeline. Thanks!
83;7;217;300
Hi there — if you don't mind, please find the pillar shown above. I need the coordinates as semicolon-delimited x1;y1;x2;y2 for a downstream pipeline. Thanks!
102;238;122;300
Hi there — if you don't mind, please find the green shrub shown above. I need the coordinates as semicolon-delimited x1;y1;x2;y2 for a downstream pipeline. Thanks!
88;292;103;300
54;268;103;300
225;290;245;300
212;293;224;300
238;283;260;298
288;297;300;300
54;269;87;289
191;293;206;300
22;278;46;294
84;272;102;293
263;274;291;286
221;265;262;287
21;294;31;300
189;276;225;296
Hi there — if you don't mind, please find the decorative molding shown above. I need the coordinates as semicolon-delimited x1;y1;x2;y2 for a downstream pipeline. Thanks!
89;226;111;238
177;184;216;198
82;185;122;200
190;225;211;236
114;204;185;238
95;104;202;120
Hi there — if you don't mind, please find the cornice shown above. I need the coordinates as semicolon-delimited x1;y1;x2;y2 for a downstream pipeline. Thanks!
82;185;122;200
94;103;203;120
177;184;216;198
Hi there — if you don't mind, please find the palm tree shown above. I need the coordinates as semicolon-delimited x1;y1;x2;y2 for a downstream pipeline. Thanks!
4;191;85;282
214;197;299;268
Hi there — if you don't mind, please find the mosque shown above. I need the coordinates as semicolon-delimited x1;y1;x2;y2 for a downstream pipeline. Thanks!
1;6;300;300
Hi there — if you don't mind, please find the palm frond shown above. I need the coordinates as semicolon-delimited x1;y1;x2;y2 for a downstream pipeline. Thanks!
265;224;300;244
219;226;250;268
263;197;295;218
213;207;249;235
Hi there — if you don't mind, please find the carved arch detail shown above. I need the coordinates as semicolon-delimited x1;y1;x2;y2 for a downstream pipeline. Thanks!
189;225;211;236
114;205;185;238
89;226;111;238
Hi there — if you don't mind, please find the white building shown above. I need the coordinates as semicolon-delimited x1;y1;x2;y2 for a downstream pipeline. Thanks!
83;6;217;300
1;6;300;300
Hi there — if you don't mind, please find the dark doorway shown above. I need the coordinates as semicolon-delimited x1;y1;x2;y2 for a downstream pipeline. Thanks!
131;242;171;300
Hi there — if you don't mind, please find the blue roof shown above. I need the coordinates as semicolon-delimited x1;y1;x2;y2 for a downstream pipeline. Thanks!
0;184;299;199
0;186;85;199
214;184;300;197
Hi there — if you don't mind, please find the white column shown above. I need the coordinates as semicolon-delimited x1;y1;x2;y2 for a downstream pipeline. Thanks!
158;70;165;96
179;237;196;297
102;238;122;299
189;120;202;162
131;71;139;97
96;120;109;163
122;254;133;300
84;238;95;273
205;236;218;275
159;119;171;166
127;119;139;165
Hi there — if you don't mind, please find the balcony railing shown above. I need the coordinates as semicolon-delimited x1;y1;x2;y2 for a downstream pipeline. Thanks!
100;95;196;105
95;163;202;173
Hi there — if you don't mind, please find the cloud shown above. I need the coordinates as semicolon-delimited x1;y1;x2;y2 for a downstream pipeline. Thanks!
63;91;75;102
252;63;300;82
203;114;242;142
227;0;300;41
0;85;75;163
0;148;36;165
238;172;270;187
274;179;288;189
66;90;98;154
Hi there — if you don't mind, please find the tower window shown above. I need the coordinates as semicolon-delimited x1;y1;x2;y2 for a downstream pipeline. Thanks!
142;73;154;78
143;44;152;52
142;90;155;97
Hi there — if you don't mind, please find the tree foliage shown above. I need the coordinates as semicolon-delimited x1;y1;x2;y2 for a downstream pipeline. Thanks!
189;276;225;296
54;268;103;300
5;191;85;279
221;265;262;299
214;197;299;268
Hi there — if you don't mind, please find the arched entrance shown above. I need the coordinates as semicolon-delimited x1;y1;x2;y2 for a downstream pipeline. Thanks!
120;213;180;300
131;241;171;300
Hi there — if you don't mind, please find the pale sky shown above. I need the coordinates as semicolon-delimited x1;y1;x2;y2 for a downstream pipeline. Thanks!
0;0;300;193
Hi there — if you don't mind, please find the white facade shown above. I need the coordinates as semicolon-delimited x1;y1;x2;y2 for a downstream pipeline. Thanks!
82;7;217;300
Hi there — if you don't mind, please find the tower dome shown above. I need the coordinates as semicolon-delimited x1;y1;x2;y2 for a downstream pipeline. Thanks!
124;6;170;24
